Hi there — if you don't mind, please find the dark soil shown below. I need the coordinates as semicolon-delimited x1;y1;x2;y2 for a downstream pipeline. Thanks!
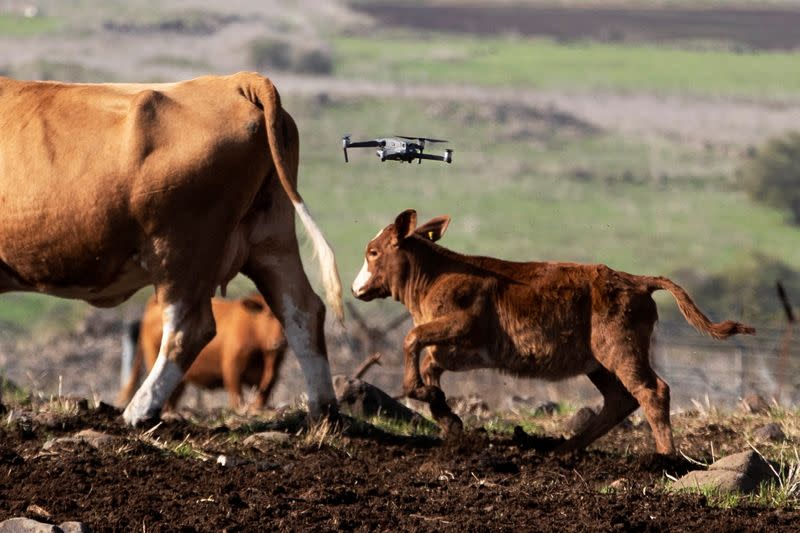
356;4;800;51
1;404;799;531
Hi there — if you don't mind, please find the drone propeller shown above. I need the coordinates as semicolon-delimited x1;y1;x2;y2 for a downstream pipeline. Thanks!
394;135;449;143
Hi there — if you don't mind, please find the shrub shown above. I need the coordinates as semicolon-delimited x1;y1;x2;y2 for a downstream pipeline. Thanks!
740;132;800;224
249;37;332;75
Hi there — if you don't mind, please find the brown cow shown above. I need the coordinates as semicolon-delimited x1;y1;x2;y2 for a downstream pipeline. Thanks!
118;293;287;411
0;72;343;425
351;209;755;455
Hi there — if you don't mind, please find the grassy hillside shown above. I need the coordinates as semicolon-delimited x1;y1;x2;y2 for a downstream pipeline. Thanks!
2;2;800;333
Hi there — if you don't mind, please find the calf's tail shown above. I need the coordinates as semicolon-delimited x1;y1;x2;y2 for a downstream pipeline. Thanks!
645;276;756;339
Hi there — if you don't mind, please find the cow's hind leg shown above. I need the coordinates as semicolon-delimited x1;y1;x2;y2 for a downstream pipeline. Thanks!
122;297;215;426
558;366;639;453
243;251;337;420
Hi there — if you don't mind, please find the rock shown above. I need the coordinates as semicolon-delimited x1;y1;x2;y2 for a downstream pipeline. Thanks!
0;517;59;532
242;431;292;449
709;450;777;481
563;406;596;435
752;423;785;442
534;401;560;416
671;450;778;494
16;416;35;440
216;454;248;467
43;429;117;451
740;393;770;414
671;469;754;493
334;376;423;424
58;523;91;533
608;478;628;491
24;505;50;519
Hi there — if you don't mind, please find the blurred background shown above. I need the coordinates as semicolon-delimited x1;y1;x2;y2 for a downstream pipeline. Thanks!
2;0;800;412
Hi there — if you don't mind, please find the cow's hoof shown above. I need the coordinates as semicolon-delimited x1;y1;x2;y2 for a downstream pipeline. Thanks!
122;402;161;427
307;399;340;424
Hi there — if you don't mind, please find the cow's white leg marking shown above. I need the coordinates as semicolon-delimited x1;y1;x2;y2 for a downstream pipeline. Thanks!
281;294;336;415
122;304;185;425
351;259;372;296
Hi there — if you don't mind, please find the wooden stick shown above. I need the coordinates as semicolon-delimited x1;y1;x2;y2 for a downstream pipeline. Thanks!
352;352;382;380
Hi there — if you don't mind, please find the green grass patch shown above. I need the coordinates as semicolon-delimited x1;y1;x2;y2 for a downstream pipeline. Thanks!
1;374;30;405
334;33;800;99
0;14;61;37
367;414;439;437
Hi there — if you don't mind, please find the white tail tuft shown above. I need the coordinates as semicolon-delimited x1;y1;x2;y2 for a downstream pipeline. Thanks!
293;201;344;323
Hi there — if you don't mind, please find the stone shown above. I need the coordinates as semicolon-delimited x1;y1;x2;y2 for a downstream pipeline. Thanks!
671;469;754;493
43;429;117;451
58;523;91;533
216;454;248;467
740;393;770;414
752;423;786;442
334;376;423;424
709;450;777;481
671;450;778;494
242;431;292;448
563;406;596;435
0;517;59;532
534;401;560;416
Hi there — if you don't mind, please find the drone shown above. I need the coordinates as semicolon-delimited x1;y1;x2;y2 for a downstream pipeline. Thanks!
342;135;453;164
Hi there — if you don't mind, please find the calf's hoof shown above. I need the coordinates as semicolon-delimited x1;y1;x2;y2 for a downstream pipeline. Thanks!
408;385;446;405
439;414;464;438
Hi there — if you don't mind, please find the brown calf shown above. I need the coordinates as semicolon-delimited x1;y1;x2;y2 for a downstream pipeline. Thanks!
118;293;286;411
352;209;755;455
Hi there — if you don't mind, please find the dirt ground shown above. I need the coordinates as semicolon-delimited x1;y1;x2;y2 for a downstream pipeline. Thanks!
1;401;799;531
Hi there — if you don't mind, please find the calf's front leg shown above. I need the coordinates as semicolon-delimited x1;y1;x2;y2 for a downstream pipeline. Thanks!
402;313;475;435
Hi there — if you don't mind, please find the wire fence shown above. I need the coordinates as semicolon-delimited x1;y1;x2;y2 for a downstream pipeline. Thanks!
328;318;800;411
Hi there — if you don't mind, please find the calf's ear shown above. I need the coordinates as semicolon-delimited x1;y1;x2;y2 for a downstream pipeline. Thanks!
394;209;418;240
415;215;451;242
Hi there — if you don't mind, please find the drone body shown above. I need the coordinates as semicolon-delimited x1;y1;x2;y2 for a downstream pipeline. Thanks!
342;135;453;164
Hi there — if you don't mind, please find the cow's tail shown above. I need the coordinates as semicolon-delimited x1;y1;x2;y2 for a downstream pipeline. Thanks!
247;74;344;323
117;319;144;407
645;276;756;339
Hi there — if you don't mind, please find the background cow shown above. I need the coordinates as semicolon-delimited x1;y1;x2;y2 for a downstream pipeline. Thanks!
352;209;755;455
0;72;343;425
118;293;287;412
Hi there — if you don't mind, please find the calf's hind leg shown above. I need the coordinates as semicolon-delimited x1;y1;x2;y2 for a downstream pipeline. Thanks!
590;329;675;455
557;366;639;453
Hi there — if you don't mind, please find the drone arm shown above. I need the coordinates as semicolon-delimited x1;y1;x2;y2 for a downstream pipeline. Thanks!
416;151;453;164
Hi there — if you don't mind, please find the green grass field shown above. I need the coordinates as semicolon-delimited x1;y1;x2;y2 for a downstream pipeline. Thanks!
0;14;61;37
334;33;800;99
288;96;800;322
